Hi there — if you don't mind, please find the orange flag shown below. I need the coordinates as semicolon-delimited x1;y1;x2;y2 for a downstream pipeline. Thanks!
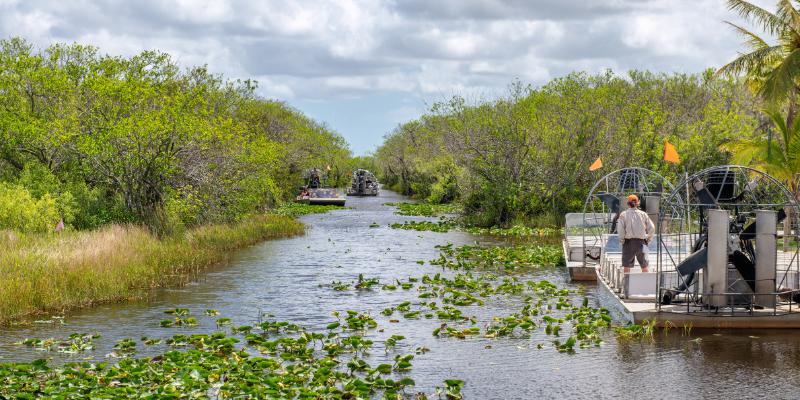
663;140;680;164
589;157;603;171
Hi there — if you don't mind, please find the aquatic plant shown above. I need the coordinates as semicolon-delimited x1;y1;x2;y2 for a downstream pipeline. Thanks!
16;333;99;354
390;220;455;233
385;202;462;217
430;244;564;271
462;225;562;238
355;274;380;290
330;280;352;291
271;202;344;217
614;319;657;341
1;317;460;399
385;334;405;350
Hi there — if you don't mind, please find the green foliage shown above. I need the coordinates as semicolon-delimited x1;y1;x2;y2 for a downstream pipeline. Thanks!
0;37;351;233
716;1;800;198
390;220;455;232
271;203;344;217
376;72;758;225
1;316;456;398
386;202;461;216
430;243;564;271
723;107;800;199
0;183;61;232
0;215;304;323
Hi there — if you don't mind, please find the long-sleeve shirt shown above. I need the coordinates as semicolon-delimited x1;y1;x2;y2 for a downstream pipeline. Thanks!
617;208;655;245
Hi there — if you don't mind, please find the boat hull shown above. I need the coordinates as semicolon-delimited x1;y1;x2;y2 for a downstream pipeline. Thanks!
308;198;346;206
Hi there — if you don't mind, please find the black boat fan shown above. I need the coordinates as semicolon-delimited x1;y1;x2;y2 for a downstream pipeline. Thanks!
657;165;800;312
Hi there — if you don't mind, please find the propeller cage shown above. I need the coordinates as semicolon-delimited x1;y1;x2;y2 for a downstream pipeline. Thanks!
656;165;800;314
578;168;674;268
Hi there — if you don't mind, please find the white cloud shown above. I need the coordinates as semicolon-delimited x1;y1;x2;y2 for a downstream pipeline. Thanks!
0;0;754;99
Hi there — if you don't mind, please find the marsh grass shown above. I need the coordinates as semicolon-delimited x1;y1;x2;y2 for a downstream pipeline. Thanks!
0;214;304;324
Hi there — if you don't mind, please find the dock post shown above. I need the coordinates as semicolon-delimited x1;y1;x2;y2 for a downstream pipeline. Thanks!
706;209;729;308
755;210;777;308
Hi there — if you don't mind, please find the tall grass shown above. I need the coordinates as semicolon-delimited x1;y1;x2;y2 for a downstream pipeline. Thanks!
0;215;304;324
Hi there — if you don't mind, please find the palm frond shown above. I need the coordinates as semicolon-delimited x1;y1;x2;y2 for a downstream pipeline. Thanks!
776;0;800;34
758;48;800;102
727;0;790;36
722;139;773;163
715;44;783;77
724;21;770;50
765;107;789;134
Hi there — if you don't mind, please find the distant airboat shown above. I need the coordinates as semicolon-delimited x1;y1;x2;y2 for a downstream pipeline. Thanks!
346;169;379;197
296;168;346;206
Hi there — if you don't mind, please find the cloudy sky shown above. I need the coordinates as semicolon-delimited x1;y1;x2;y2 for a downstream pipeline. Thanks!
0;0;771;154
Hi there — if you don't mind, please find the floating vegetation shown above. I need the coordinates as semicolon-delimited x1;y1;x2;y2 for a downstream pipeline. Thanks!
390;220;455;233
330;280;352;291
385;202;462;217
391;221;565;239
463;225;562;238
441;379;465;399
161;308;197;327
272;202;344;217
4;218;626;397
4;311;462;398
431;243;564;271
326;274;380;291
16;333;99;354
355;274;380;290
107;338;136;358
313;239;607;355
614;319;657;340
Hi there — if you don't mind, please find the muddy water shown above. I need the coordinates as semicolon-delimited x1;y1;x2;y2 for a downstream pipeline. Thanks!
2;190;800;399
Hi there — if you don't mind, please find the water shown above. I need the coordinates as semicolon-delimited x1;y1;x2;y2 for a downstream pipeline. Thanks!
2;190;800;399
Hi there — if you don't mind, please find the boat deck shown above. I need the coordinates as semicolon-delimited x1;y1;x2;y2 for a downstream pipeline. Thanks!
564;233;800;328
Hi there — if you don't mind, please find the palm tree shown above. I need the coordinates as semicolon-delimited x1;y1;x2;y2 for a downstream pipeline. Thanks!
718;0;800;200
717;0;800;123
723;107;800;199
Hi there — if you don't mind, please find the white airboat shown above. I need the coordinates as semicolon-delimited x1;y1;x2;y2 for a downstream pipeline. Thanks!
563;166;800;328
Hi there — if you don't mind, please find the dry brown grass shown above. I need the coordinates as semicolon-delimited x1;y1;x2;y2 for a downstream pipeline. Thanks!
0;215;304;324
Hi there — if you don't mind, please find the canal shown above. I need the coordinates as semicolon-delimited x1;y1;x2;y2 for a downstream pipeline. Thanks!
2;190;800;398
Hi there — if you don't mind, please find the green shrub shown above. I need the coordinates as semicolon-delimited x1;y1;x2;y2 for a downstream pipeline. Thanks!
0;183;61;232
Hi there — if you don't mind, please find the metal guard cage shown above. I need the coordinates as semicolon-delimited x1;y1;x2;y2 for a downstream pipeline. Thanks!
579;167;674;268
656;165;800;316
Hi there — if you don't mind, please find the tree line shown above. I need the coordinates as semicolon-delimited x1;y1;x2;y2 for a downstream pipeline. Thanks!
0;37;351;233
375;0;800;228
375;71;761;226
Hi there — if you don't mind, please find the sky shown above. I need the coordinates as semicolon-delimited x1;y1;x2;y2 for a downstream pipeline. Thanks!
0;0;773;155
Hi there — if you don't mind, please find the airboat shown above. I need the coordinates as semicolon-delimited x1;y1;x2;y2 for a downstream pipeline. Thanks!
346;169;379;196
296;168;346;206
564;166;800;328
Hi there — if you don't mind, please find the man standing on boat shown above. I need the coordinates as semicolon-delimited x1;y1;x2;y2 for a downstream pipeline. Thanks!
617;194;655;274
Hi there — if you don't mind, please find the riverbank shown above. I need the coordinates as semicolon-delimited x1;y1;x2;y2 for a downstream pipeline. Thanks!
0;214;305;324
